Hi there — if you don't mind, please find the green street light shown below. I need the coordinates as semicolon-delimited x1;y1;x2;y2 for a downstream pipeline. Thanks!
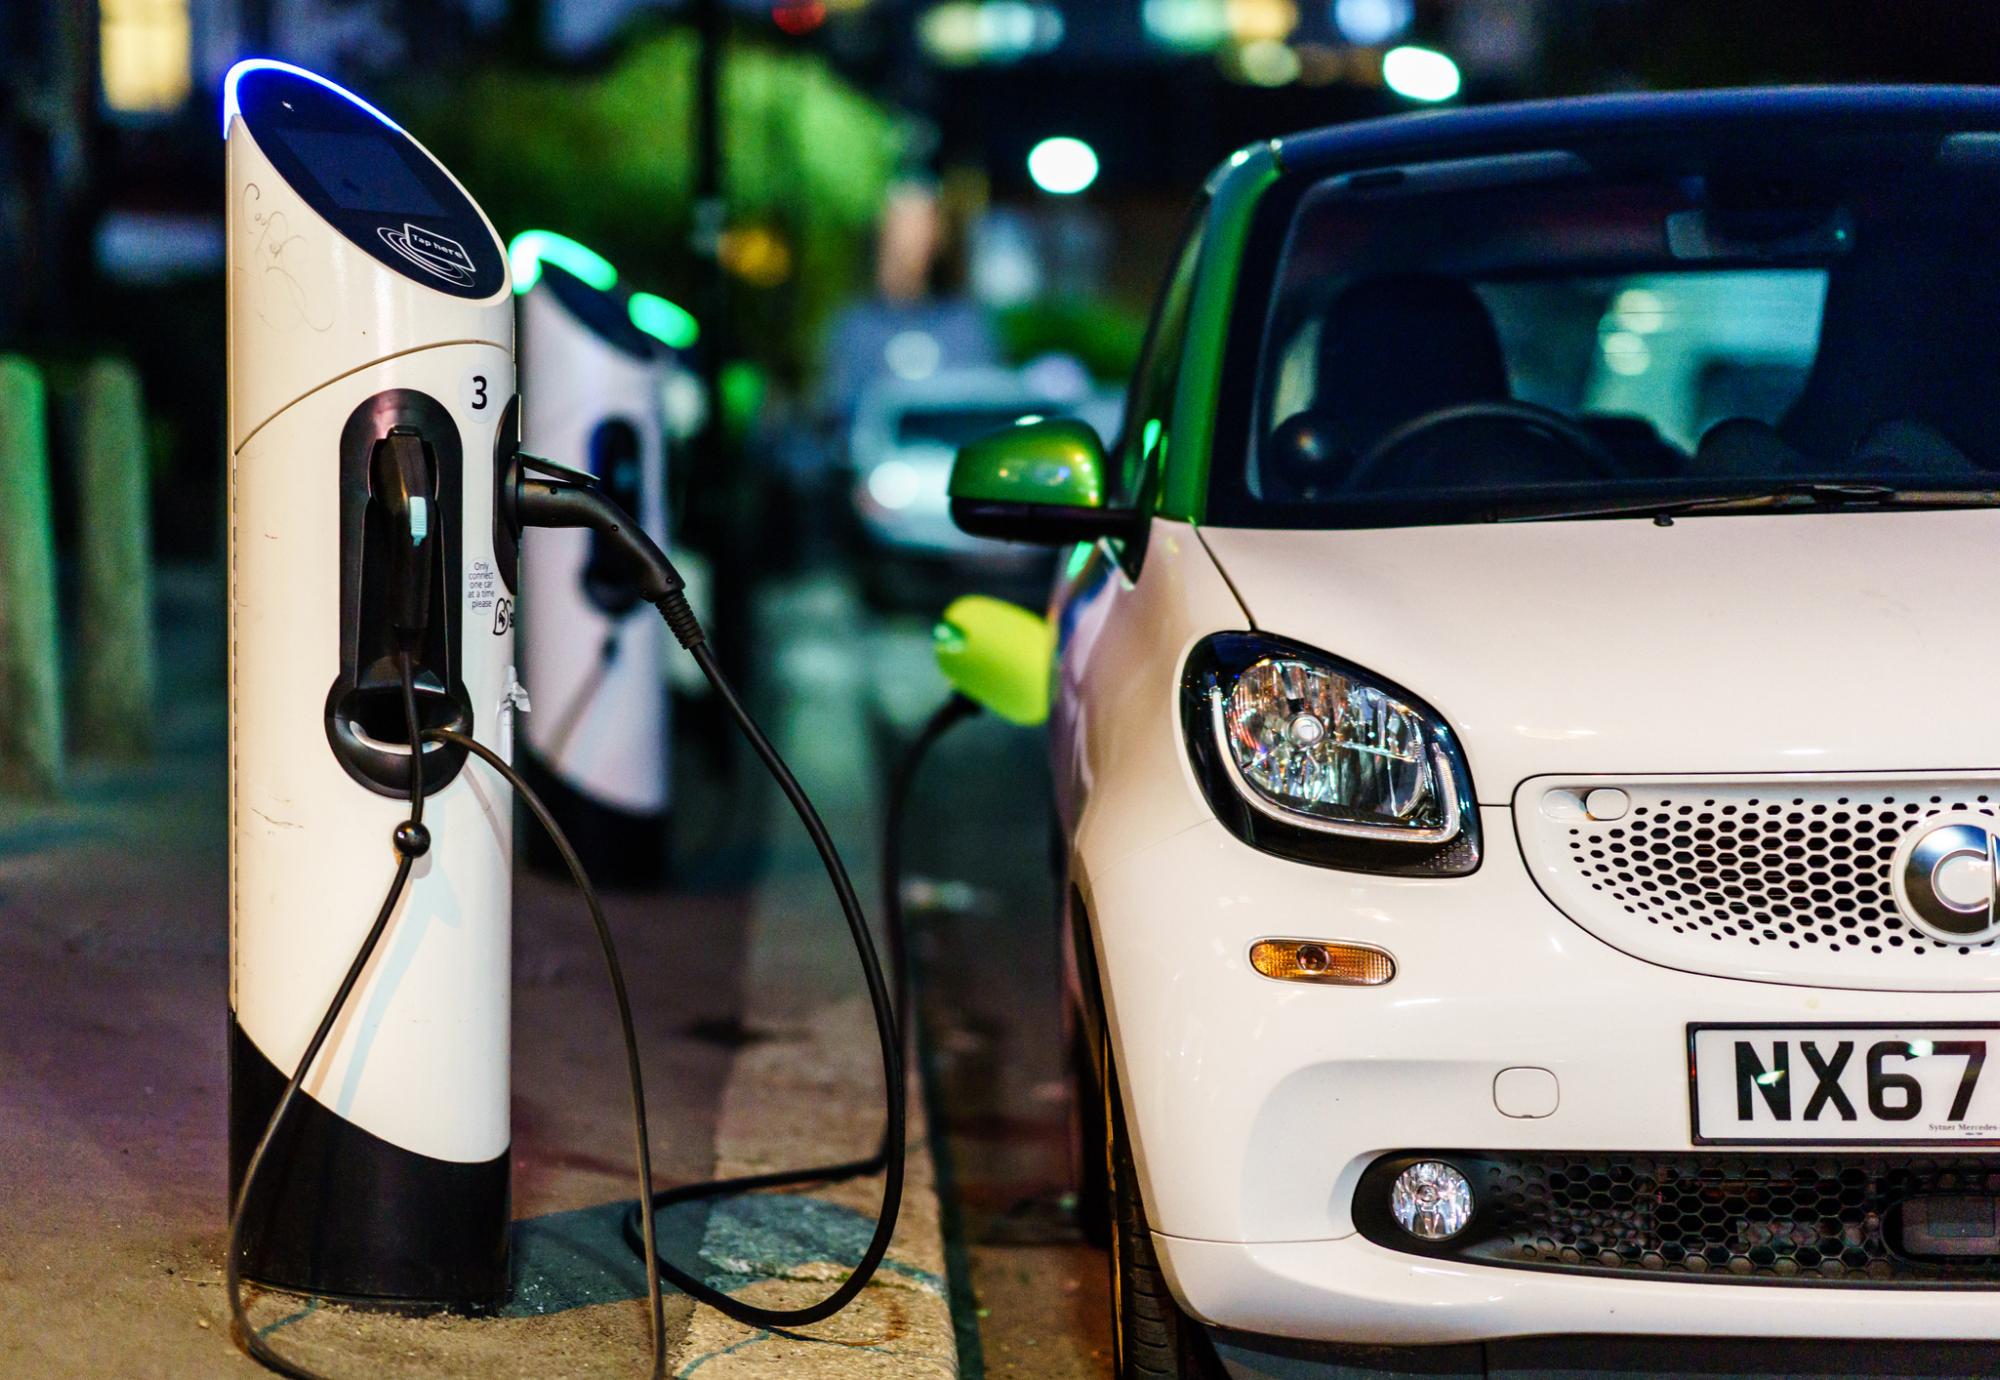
1028;136;1100;195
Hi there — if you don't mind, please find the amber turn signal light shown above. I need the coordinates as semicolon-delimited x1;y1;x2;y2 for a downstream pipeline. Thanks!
1249;938;1395;986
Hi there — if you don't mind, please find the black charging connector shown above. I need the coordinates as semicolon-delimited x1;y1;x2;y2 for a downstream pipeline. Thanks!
502;451;703;653
501;452;680;602
329;409;473;798
368;426;438;648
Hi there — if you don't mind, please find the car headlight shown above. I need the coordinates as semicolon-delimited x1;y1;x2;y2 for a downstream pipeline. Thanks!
1181;634;1480;876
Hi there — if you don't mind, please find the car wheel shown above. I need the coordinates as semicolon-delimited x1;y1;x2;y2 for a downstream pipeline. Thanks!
1106;1050;1225;1380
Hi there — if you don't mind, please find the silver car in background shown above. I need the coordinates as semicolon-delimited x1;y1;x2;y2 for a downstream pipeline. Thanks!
848;364;1122;607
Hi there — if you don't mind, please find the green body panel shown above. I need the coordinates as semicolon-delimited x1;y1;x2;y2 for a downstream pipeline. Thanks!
933;595;1055;727
949;417;1108;509
1159;142;1283;524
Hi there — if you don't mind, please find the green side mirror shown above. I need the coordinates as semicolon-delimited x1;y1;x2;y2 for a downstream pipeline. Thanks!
933;595;1054;727
948;417;1139;545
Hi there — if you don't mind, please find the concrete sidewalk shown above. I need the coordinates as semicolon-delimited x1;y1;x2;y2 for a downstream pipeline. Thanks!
0;568;956;1378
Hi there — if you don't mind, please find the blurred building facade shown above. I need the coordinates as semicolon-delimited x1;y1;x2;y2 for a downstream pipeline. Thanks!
9;0;2000;559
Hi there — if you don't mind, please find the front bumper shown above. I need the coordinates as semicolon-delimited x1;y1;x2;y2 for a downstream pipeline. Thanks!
1163;1233;2000;1345
1084;809;2000;1343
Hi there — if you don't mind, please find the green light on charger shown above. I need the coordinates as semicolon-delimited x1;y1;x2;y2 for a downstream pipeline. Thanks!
508;230;618;296
627;292;700;350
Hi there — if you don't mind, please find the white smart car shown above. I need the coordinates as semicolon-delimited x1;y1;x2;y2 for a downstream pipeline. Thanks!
949;88;2000;1378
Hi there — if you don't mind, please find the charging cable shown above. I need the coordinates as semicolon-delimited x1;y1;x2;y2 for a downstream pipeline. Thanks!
880;693;980;1025
507;455;941;1326
623;619;908;1327
226;647;671;1380
228;454;943;1374
615;689;980;1317
225;452;920;1368
504;453;914;1325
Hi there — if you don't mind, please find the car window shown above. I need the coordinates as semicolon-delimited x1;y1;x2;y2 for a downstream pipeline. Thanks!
1211;126;2000;529
1479;271;1826;450
1116;214;1206;512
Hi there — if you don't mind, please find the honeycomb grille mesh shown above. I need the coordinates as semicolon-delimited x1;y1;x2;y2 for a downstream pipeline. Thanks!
1520;778;2000;988
1445;1154;2000;1285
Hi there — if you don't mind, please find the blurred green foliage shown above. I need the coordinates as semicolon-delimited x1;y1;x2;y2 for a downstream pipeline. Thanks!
718;360;767;442
394;28;904;379
994;297;1148;384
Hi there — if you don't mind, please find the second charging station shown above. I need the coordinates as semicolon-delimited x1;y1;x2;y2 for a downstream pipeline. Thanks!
512;233;687;885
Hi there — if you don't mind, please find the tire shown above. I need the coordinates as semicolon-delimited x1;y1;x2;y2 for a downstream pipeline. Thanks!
1105;1050;1225;1380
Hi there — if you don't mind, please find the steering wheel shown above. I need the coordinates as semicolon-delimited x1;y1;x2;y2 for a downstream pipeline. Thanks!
1348;400;1624;488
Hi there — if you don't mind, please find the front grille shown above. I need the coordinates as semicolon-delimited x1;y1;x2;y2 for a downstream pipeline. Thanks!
1355;1152;2000;1286
1516;775;2000;990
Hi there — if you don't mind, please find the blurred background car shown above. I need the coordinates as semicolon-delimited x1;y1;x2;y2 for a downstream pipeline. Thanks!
846;360;1122;607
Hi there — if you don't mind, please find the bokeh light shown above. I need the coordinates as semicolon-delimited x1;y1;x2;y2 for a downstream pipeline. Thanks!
919;1;1065;66
627;292;700;350
771;2;827;35
1142;0;1229;50
507;229;617;295
1232;40;1302;86
1027;136;1100;195
1331;0;1412;46
1382;44;1461;101
1226;0;1299;44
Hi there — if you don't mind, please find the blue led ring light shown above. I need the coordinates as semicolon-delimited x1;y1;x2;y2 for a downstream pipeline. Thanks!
221;58;405;139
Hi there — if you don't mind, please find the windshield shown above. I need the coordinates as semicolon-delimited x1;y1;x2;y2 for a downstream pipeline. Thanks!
1216;127;2000;528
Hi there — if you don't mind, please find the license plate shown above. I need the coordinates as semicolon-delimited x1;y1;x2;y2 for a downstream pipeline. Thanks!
1689;1024;2000;1145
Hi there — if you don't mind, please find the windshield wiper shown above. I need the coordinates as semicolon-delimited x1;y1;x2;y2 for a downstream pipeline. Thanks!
1496;483;2000;524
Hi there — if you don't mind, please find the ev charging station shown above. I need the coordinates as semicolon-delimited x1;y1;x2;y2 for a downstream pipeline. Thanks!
225;60;519;1309
511;233;685;885
219;61;904;1375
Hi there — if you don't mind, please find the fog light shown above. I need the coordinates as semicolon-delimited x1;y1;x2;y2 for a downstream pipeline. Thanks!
1390;1161;1473;1240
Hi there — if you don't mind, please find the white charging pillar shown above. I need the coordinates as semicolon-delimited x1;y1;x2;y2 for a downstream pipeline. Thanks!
224;60;518;1309
514;243;674;885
